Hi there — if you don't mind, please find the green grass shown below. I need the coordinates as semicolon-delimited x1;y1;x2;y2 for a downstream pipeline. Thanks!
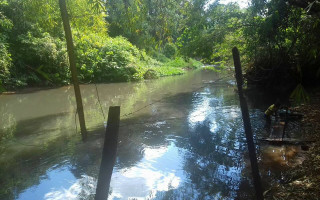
152;66;185;77
162;57;203;69
135;57;202;79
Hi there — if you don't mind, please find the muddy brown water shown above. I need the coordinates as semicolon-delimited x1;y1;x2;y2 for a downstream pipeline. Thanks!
0;70;304;200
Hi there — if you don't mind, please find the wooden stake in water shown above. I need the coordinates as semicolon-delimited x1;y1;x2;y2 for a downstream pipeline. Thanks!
232;47;264;200
59;0;87;140
95;106;120;200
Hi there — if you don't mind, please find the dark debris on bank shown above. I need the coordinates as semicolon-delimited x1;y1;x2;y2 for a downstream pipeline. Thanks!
265;90;320;200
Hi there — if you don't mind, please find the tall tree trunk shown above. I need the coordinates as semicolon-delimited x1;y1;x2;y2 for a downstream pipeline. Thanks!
59;0;87;140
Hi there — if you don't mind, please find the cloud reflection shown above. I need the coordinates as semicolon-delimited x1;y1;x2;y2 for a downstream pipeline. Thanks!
44;175;96;200
110;143;183;199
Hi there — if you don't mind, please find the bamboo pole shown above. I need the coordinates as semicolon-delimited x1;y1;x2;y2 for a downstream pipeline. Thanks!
59;0;87;140
232;47;264;200
95;106;120;200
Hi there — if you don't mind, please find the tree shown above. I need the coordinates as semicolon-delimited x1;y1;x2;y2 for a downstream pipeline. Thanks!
106;0;187;50
243;0;320;91
0;0;12;91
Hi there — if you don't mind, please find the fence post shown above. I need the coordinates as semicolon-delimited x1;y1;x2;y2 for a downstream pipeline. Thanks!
232;47;264;200
95;106;120;200
59;0;87;141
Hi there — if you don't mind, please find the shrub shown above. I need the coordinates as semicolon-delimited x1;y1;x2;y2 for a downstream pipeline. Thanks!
164;57;187;68
163;43;177;59
17;31;70;85
75;34;145;82
0;4;13;90
143;69;158;79
152;66;185;77
148;49;170;63
0;41;11;89
187;58;203;69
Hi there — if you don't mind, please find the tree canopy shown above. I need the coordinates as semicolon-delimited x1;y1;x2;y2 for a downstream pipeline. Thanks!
0;0;319;91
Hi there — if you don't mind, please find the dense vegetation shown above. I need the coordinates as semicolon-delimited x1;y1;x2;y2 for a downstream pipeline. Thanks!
245;0;320;92
0;0;201;90
106;0;320;94
0;0;320;93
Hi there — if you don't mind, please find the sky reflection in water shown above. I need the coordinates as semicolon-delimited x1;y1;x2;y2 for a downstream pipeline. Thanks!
18;164;96;200
110;142;184;199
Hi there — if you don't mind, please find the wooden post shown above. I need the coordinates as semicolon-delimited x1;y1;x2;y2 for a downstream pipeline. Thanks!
59;0;87;141
282;108;288;140
95;106;120;200
232;47;264;200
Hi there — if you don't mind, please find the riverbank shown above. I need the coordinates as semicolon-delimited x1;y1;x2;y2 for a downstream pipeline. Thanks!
265;89;320;199
0;58;203;94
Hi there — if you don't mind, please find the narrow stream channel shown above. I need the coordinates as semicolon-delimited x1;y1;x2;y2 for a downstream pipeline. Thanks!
0;70;303;200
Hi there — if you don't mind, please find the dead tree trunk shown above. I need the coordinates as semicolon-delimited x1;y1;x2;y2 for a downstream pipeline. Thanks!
232;47;264;200
95;106;120;200
59;0;87;140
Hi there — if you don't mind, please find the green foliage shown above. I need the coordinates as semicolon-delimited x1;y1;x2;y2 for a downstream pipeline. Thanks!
74;33;151;82
164;57;188;68
176;3;244;64
4;0;318;91
163;57;202;69
148;50;170;63
188;58;203;69
202;66;221;72
244;0;320;89
290;84;310;105
106;0;186;49
0;0;13;89
163;43;177;58
0;41;12;87
152;66;185;77
143;69;158;79
17;31;70;85
1;0;205;90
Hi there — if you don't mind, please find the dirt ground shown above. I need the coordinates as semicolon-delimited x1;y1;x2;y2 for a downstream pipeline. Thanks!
265;90;320;199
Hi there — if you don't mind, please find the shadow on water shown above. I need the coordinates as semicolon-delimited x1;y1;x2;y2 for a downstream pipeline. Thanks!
0;70;304;200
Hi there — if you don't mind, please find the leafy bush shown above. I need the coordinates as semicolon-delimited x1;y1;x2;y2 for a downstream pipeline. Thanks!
0;2;13;90
0;41;11;89
75;34;153;82
16;31;70;85
164;57;187;68
148;49;170;63
187;58;203;69
143;69;158;79
163;43;177;59
162;57;202;70
0;0;205;89
152;66;185;77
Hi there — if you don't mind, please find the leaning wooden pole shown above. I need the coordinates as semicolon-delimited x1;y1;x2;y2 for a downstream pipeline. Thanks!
95;106;120;200
232;47;264;200
59;0;87;140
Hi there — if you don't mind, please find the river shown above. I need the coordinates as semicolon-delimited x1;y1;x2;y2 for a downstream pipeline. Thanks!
0;70;303;200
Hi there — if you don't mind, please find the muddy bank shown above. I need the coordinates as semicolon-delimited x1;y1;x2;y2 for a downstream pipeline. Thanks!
265;89;320;199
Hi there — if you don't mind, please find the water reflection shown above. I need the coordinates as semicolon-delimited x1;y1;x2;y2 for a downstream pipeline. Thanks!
0;70;303;200
18;164;96;200
110;142;184;199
